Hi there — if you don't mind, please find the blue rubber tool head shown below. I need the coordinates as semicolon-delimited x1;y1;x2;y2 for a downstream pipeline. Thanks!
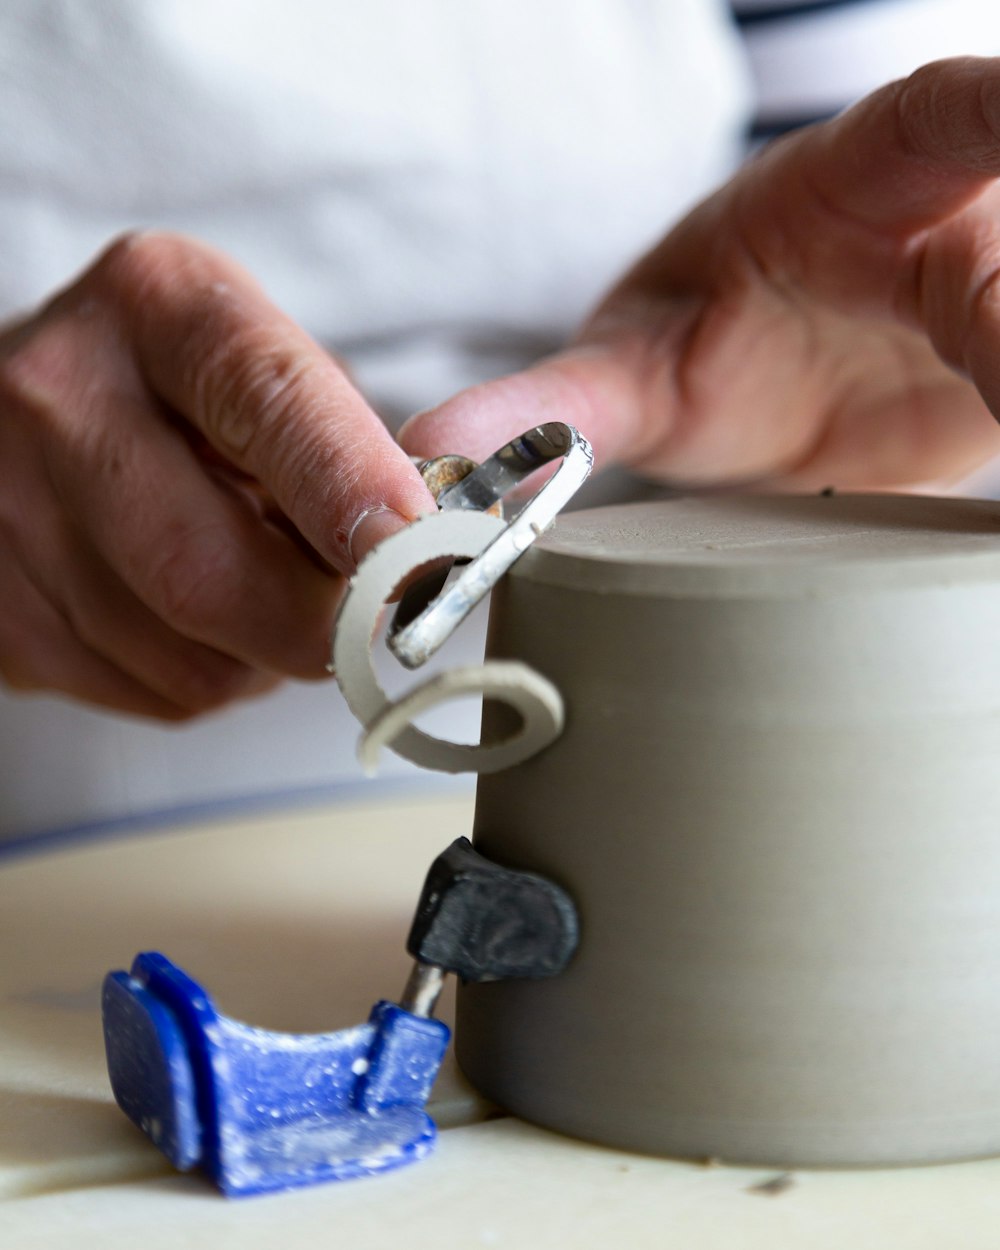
102;970;202;1170
102;953;450;1196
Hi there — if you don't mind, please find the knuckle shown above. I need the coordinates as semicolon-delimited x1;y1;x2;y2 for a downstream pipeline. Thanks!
195;337;321;463
168;656;260;714
92;230;190;304
61;589;251;716
170;643;286;712
0;299;132;450
0;556;59;696
0;321;71;417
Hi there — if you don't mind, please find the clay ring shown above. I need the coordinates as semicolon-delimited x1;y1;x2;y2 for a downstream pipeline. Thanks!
333;510;565;774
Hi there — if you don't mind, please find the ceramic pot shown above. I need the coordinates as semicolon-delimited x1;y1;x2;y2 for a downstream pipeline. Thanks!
456;493;1000;1166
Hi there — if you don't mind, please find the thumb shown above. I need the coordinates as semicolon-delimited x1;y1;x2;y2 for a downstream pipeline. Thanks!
397;341;671;475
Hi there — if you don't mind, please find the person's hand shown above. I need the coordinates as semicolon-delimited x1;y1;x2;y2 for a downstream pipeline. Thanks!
401;56;1000;496
0;233;435;719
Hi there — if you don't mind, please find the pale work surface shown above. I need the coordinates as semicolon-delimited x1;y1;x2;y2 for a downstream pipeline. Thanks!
4;791;1000;1248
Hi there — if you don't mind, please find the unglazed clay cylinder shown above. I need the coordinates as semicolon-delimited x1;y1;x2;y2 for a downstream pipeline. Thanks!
457;494;1000;1166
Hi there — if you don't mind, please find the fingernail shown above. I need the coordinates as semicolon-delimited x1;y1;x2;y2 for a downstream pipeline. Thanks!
347;505;410;566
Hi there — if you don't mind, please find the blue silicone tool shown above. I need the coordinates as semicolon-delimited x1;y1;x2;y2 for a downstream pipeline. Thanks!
102;837;579;1196
103;952;448;1195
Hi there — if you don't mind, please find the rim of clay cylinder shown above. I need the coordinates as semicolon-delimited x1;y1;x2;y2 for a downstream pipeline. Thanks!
514;494;1000;597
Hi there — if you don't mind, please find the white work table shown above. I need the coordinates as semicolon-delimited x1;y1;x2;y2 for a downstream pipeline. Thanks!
4;789;1000;1248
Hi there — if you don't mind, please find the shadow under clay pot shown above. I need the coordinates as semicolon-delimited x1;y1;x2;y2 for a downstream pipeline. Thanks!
457;494;1000;1166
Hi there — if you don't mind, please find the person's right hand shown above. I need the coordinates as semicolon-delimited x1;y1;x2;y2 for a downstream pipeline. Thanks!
0;232;435;720
401;57;1000;501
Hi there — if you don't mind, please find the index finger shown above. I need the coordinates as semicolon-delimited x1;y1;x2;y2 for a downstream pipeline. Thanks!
97;232;435;572
800;55;1000;235
630;56;1000;320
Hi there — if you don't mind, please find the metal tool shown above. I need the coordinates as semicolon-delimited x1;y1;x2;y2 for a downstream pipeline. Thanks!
389;422;593;669
102;838;578;1196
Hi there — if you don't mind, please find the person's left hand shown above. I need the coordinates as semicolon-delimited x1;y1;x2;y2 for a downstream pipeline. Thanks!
400;56;1000;495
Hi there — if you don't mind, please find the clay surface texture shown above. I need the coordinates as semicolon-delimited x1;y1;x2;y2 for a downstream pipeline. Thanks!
458;494;1000;1166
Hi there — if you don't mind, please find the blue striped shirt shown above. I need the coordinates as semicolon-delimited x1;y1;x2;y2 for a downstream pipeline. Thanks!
731;0;1000;140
